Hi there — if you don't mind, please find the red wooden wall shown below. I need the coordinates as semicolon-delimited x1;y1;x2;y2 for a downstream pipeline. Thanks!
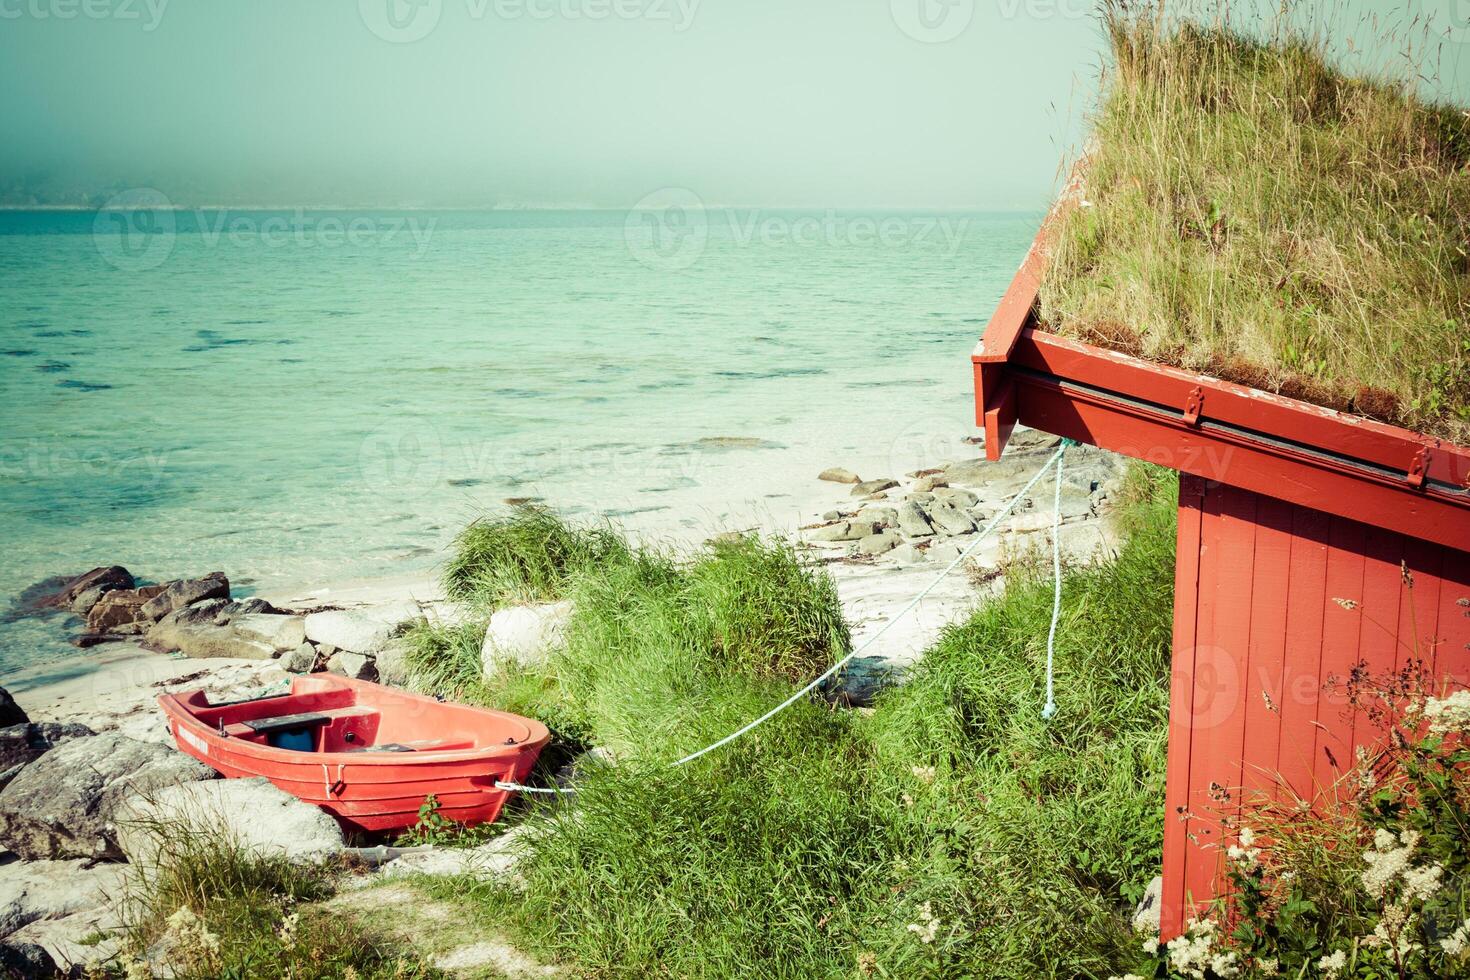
1161;474;1470;935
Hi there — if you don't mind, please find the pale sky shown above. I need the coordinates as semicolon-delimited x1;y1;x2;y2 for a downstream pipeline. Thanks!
0;0;1465;209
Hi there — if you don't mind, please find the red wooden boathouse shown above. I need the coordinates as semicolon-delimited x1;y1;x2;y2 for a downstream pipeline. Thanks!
973;221;1470;938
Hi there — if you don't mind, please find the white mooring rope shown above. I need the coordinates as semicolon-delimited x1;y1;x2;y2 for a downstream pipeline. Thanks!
496;443;1070;797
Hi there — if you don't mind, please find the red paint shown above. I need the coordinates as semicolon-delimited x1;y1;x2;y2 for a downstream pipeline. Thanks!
973;218;1470;937
158;674;550;833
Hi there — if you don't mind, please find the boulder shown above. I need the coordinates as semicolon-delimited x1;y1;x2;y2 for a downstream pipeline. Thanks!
85;585;166;635
896;501;935;538
326;651;376;681
0;941;56;978
144;622;276;660
0;858;127;941
0;722;93;774
859;507;898;530
1133;875;1163;934
304;601;419;655
932;486;979;508
0;693;24;731
116;777;343;871
0;733;213;861
154;596;233;630
233;597;280;616
857;531;901;556
817;467;861;484
481;601;574;677
373;641;412;688
280;643;319;674
44;566;134;614
889;544;928;564
850;478;898;497
911;474;948;493
807;521;880;543
927;499;977;536
139;573;230;621
231;614;307;653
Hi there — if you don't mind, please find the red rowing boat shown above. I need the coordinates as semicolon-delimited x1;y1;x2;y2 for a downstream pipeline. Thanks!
158;674;551;833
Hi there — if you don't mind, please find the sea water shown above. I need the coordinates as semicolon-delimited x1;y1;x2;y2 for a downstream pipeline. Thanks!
0;208;1039;671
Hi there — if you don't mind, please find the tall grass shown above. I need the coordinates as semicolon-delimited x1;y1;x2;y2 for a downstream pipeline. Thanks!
119;817;434;979
1041;0;1470;443
442;506;630;609
414;466;1180;977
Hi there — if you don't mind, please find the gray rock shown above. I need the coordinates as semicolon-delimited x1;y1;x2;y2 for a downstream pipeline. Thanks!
233;597;279;616
156;596;232;629
889;544;928;564
859;507;898;529
0;858;127;943
327;650;377;680
820;510;842;522
116;777;343;871
304;602;419;655
0;733;213;861
817;467;861;484
0;693;24;731
807;521;878;543
896;501;935;538
144;621;277;660
373;641;412;688
927;499;977;536
85;585;167;634
280;643;319;674
857;531;901;556
481;601;574;678
0;723;93;773
69;586;108;617
231;614;307;653
933;486;979;508
850;478;898;497
908;491;936;503
0;941;57;978
911;474;948;493
139;573;230;621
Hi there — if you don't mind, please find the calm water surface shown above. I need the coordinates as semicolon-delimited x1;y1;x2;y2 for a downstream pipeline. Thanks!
0;208;1038;671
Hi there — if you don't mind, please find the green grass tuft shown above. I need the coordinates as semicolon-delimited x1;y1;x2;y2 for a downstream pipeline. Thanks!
442;507;629;609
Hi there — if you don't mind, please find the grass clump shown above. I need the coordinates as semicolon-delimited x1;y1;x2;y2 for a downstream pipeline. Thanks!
442;506;629;609
416;466;1181;978
119;820;435;979
1041;1;1470;442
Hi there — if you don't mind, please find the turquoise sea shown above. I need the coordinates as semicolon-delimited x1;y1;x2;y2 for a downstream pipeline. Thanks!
0;208;1039;671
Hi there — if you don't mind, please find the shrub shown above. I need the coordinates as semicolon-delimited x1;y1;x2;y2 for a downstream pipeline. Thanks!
442;507;629;609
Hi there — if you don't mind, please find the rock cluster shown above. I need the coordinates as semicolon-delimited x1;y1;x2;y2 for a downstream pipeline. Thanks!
40;567;414;686
805;431;1125;564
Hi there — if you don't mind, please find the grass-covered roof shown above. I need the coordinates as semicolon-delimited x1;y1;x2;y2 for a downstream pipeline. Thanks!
1039;2;1470;445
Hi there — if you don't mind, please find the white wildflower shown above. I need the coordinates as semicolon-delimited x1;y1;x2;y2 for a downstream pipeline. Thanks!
1165;919;1219;980
910;765;936;785
1142;936;1159;955
905;901;940;944
1423;690;1470;735
1317;950;1346;978
1256;957;1278;975
1209;951;1241;977
1441;918;1470;957
1402;862;1443;902
1238;827;1256;849
1361;828;1419;898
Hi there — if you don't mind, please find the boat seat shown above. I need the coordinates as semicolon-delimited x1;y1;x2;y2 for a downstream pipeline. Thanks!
228;706;378;737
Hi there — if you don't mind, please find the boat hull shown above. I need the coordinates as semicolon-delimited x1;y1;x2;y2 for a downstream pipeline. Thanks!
158;674;551;833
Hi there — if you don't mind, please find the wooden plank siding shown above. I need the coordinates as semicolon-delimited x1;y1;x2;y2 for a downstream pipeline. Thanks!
1161;480;1470;936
